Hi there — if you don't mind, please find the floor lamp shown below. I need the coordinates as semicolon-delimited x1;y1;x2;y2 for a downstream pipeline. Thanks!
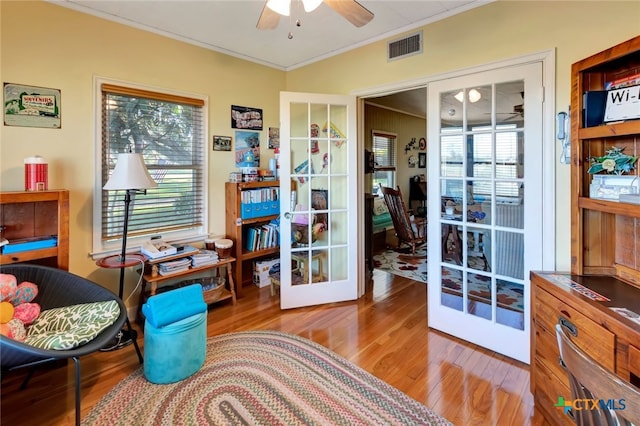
101;152;157;354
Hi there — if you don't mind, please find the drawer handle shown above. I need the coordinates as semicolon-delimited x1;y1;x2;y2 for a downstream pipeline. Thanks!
559;316;578;337
558;355;566;369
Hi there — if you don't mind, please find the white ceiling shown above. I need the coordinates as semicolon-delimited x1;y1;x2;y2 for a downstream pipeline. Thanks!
51;0;524;121
52;0;490;71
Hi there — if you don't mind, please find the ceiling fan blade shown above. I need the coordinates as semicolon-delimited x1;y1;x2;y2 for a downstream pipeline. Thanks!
324;0;374;27
257;2;280;30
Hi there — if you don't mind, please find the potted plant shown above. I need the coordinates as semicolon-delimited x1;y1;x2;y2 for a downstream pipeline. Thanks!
588;146;639;200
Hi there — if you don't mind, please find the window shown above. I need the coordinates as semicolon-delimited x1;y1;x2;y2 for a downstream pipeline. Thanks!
371;131;397;195
441;124;522;200
94;81;207;254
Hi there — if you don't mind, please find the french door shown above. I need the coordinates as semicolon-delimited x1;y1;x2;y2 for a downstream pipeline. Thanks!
278;92;358;309
427;63;544;363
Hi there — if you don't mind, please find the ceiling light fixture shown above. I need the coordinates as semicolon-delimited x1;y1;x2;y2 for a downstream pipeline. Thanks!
267;0;290;16
454;89;482;103
267;0;322;17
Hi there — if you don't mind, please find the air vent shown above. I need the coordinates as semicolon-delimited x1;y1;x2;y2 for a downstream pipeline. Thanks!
387;31;422;61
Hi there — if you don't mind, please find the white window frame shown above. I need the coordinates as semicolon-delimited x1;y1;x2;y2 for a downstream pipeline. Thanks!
371;130;397;195
92;77;208;258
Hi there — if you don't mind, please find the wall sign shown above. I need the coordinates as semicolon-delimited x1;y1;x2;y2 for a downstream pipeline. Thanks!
4;83;61;128
231;105;263;130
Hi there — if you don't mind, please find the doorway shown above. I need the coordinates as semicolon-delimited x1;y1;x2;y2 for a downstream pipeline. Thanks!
360;50;555;363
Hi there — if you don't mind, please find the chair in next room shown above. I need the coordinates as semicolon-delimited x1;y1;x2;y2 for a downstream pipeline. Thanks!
381;186;426;255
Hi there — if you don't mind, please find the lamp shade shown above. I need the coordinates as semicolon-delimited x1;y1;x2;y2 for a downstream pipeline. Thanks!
103;153;158;190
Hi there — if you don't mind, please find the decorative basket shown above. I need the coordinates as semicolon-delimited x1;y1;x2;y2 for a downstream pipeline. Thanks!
202;277;226;304
174;275;226;304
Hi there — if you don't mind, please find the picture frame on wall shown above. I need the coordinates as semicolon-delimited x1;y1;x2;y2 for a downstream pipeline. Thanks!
268;127;280;149
418;152;426;168
213;135;232;151
231;105;263;130
4;83;61;129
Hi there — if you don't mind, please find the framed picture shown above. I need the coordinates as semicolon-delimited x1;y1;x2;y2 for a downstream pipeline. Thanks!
235;130;260;167
419;137;426;151
231;105;263;130
213;135;232;151
268;127;280;149
4;83;61;129
418;152;427;168
311;189;328;227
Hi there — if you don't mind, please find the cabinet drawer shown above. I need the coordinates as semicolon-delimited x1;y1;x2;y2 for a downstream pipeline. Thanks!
534;324;568;390
533;358;574;426
536;288;615;371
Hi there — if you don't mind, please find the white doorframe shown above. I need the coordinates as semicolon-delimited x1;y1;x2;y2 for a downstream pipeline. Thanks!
354;50;556;275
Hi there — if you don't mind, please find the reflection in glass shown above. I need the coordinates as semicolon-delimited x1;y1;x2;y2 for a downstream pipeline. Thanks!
440;133;463;177
440;90;464;130
495;230;524;280
467;272;492;320
310;103;327;136
466;227;489;272
496;279;524;330
330;246;347;281
330;211;347;245
441;266;463;312
290;103;308;138
495;81;524;126
441;223;462;265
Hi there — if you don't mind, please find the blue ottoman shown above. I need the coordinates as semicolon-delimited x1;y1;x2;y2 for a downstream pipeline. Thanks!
142;284;207;384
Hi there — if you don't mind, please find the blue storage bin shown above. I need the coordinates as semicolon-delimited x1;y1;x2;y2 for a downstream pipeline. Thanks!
142;284;207;384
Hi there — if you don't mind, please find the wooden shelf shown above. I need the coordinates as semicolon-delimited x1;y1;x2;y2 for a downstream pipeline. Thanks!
577;197;640;218
532;35;640;426
136;255;237;323
570;35;640;277
225;181;281;297
143;256;236;283
578;120;640;139
0;190;69;270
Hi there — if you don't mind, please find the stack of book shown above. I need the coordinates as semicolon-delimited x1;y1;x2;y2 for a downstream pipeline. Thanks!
190;250;219;267
157;258;191;276
245;222;279;252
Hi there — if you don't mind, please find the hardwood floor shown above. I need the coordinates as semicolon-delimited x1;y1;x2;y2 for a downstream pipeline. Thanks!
1;269;553;425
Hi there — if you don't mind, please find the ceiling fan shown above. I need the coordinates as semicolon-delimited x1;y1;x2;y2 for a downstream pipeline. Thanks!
493;92;524;121
257;0;374;30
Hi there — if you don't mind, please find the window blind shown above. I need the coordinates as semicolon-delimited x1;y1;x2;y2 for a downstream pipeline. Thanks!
100;84;205;243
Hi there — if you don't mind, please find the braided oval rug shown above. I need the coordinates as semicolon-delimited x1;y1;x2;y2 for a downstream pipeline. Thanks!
84;330;451;426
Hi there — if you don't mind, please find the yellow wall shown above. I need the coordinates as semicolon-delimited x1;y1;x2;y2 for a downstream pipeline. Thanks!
1;1;285;294
287;1;640;271
364;104;426;199
1;0;639;297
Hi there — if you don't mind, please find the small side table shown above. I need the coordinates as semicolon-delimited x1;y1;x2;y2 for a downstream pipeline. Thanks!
291;251;325;283
137;255;237;323
96;253;145;361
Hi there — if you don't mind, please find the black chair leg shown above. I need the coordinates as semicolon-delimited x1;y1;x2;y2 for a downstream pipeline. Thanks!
72;357;80;426
19;367;37;390
126;317;143;364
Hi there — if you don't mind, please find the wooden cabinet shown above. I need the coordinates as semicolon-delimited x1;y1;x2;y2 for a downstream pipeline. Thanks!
531;36;640;425
570;35;640;284
0;190;69;270
531;272;640;425
225;181;280;297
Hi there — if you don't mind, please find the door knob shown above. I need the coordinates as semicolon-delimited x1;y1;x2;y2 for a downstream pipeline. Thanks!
283;212;292;219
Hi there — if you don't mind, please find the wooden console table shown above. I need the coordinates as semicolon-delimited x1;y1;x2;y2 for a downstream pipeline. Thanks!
531;272;640;425
136;251;236;323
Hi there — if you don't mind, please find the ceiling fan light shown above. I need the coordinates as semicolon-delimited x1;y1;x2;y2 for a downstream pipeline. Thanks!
267;0;290;16
468;89;481;103
302;0;323;12
454;89;482;103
